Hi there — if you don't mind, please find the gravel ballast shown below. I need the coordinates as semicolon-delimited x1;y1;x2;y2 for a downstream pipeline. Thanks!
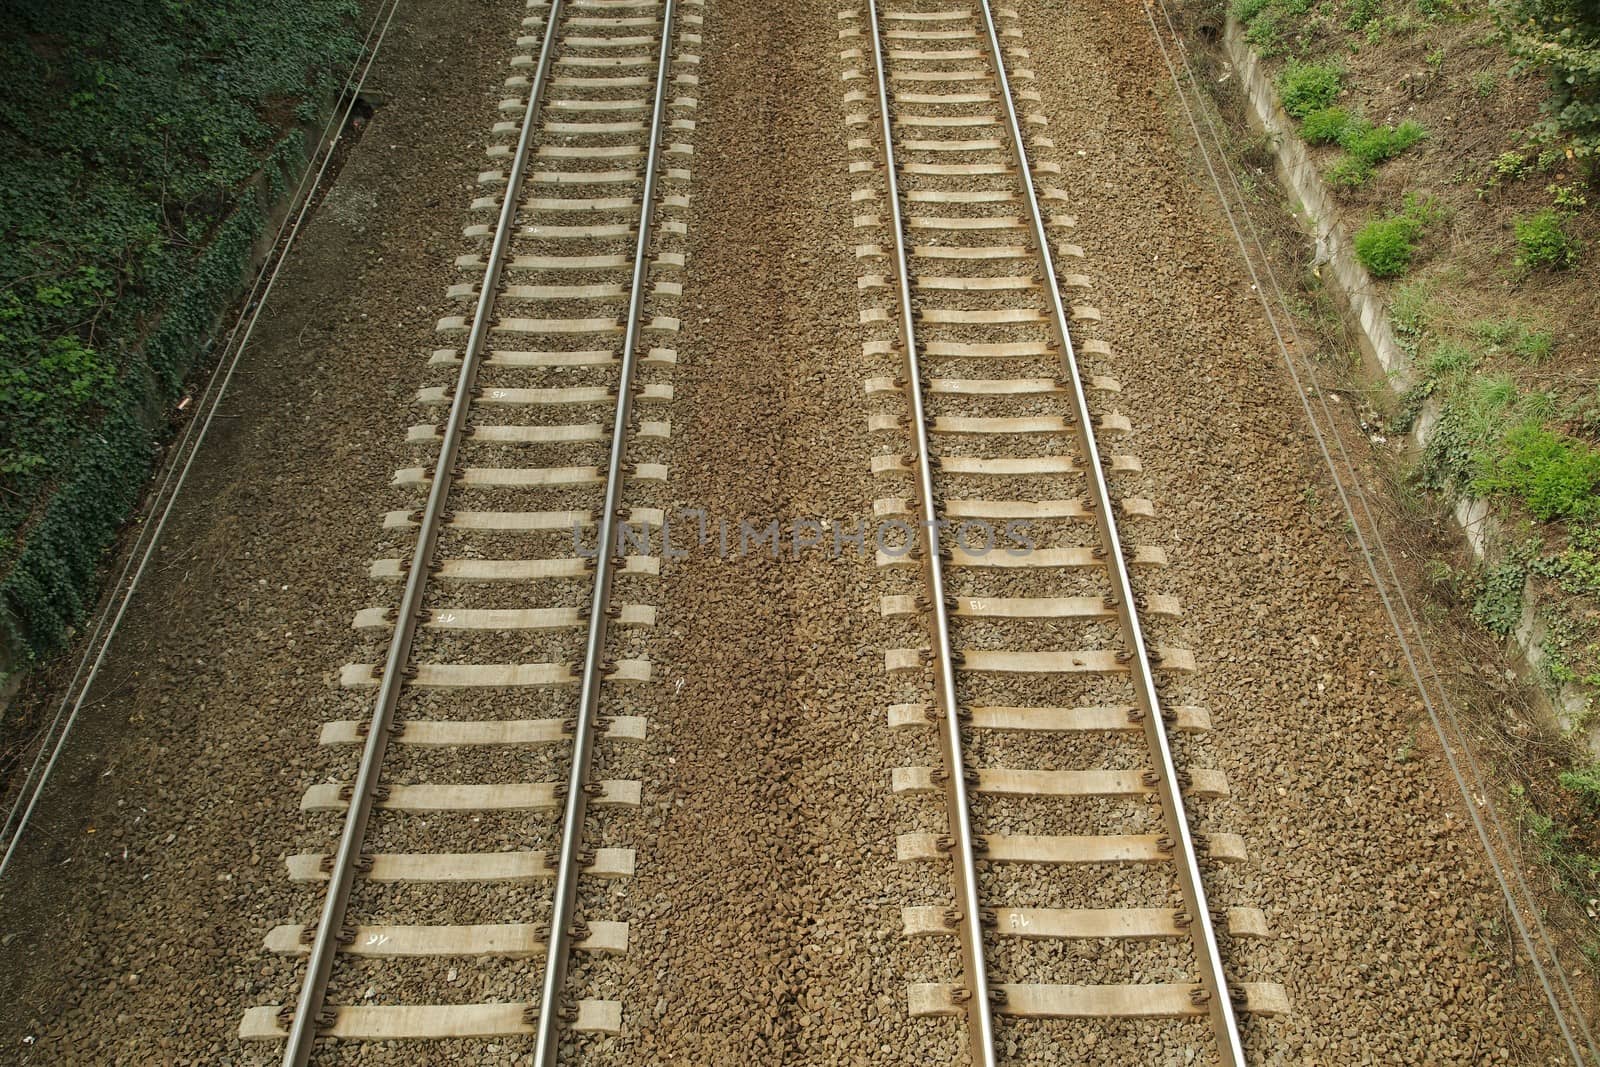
0;0;1586;1063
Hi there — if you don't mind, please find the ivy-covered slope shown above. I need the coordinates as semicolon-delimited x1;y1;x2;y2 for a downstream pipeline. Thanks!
0;0;360;658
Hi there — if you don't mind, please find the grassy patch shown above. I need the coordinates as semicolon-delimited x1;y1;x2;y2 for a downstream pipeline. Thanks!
1389;277;1437;345
1473;423;1600;523
1513;209;1583;271
1516;788;1600;901
1471;317;1555;365
1418;372;1521;493
1278;61;1344;117
1354;195;1441;277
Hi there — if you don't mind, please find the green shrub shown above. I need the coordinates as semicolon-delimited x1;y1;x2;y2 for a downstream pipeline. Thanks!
1560;766;1600;813
1278;62;1344;118
1328;156;1375;186
1347;0;1381;29
1496;0;1600;167
1356;215;1424;276
1301;106;1354;145
1341;118;1428;166
1514;209;1582;270
1355;194;1440;278
1246;8;1289;56
1234;0;1273;21
1473;422;1600;522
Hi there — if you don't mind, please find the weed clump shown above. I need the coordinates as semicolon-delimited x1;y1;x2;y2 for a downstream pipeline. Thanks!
1343;119;1427;166
1559;766;1600;814
1345;0;1380;30
1293;103;1426;186
1513;209;1582;271
1354;196;1440;277
1474;423;1600;522
1300;106;1353;145
1277;61;1344;117
1357;216;1424;276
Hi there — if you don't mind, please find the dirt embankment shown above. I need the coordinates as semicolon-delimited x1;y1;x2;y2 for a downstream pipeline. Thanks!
0;0;1587;1063
0;0;522;1059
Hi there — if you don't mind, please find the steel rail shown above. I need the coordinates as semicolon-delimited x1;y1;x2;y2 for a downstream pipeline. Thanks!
532;0;677;1060
279;1;568;1062
863;3;999;1064
1141;5;1597;1063
972;1;1247;1061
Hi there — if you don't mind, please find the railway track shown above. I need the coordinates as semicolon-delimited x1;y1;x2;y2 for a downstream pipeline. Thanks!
240;0;700;1060
840;1;1289;1062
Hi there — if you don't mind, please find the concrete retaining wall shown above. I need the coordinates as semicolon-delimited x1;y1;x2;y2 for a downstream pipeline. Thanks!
1222;17;1595;742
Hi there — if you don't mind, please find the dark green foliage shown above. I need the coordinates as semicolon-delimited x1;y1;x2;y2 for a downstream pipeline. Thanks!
1277;61;1344;118
1471;559;1529;634
1513;209;1583;270
1418;373;1520;495
1496;0;1600;167
0;0;360;655
1536;526;1600;597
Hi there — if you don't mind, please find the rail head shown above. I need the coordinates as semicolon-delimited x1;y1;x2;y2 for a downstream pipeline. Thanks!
968;0;1247;1062
531;1;681;1063
279;2;571;1064
862;2;1000;1065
